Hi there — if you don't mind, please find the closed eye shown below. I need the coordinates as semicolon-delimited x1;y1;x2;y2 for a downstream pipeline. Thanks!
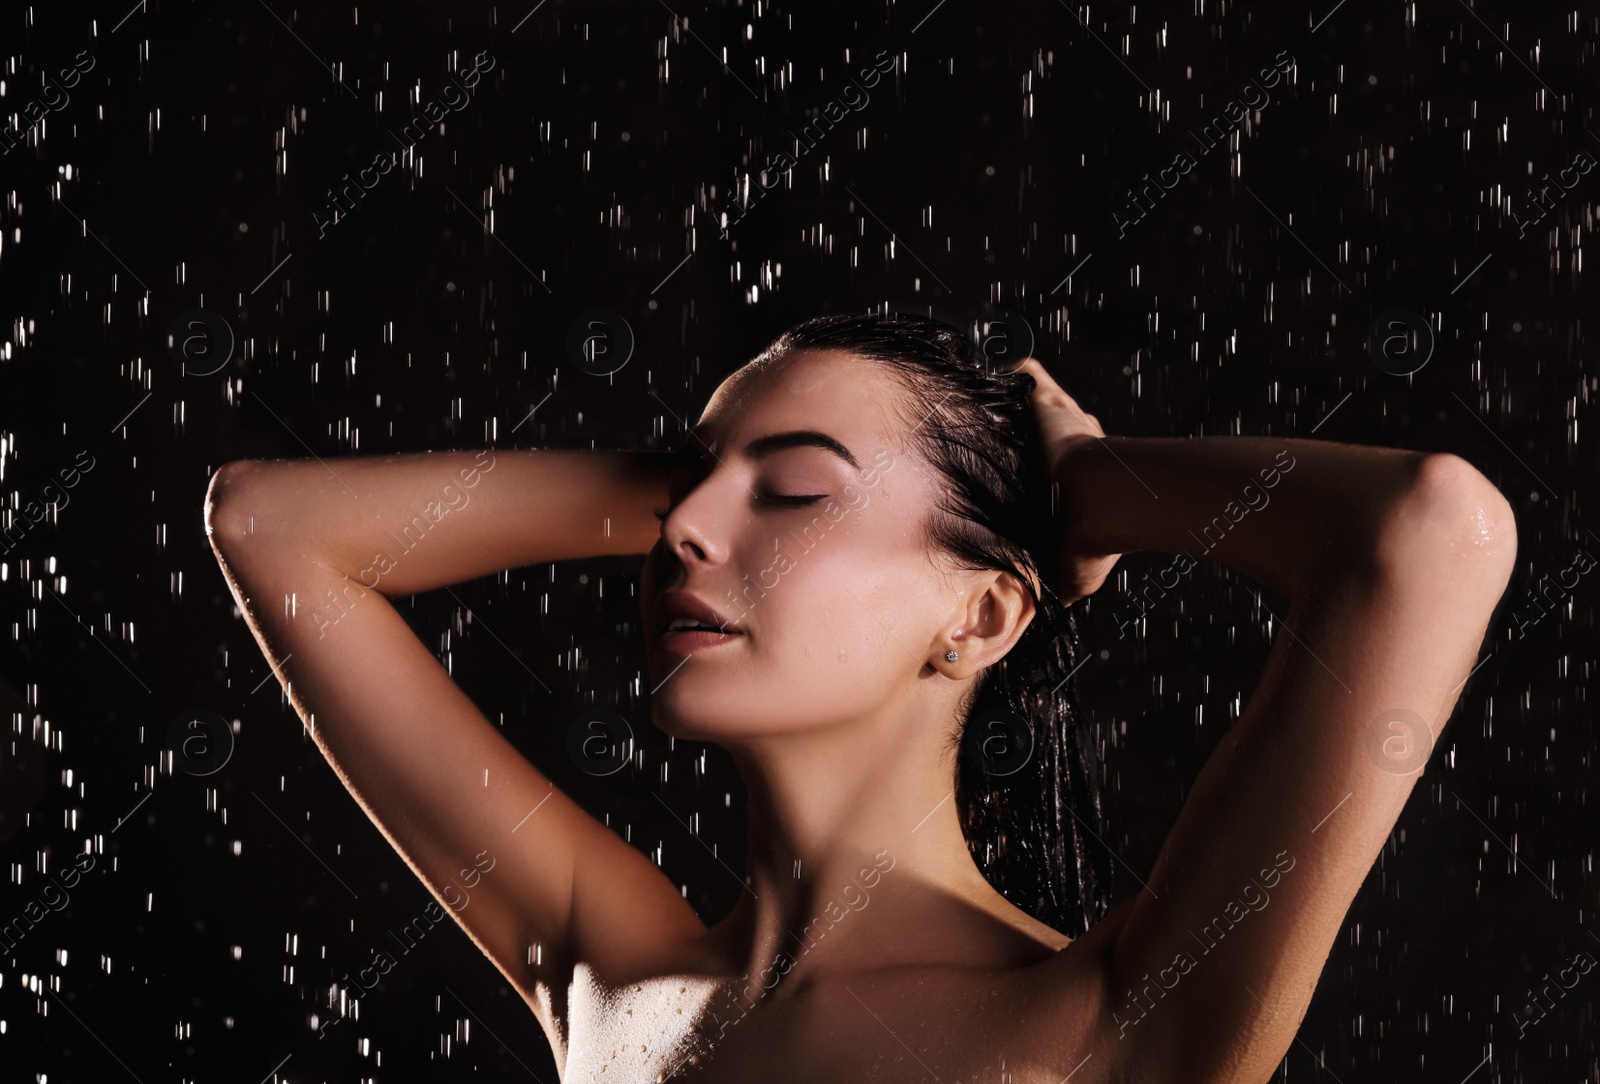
650;442;830;522
757;493;827;507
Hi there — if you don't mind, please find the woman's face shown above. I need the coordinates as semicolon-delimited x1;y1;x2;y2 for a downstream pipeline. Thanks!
640;348;965;745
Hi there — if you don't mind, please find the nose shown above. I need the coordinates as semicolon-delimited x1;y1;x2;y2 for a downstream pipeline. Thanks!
658;473;730;571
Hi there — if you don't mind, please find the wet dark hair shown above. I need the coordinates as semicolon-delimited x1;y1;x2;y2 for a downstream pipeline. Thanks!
745;310;1115;936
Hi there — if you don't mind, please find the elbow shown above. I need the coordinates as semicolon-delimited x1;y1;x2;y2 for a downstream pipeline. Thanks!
1414;453;1518;568
204;460;261;552
1378;453;1518;587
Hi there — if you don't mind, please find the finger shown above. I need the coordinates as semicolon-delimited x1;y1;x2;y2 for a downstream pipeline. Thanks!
1013;356;1057;390
1021;358;1069;399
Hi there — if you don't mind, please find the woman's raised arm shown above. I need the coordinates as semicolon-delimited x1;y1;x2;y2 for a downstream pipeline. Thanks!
204;447;702;1046
208;448;671;593
1025;426;1515;1082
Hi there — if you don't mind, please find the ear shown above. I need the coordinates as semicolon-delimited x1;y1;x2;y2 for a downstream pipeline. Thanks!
934;570;1036;674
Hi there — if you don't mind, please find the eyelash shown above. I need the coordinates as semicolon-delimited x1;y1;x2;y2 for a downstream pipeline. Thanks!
652;493;826;522
653;444;830;521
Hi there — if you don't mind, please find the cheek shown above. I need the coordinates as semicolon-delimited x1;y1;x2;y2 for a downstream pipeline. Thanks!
648;547;929;739
753;529;927;668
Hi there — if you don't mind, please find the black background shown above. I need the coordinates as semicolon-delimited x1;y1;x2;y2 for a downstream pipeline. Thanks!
0;0;1596;1080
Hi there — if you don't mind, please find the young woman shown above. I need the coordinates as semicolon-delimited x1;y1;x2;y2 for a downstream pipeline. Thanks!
205;312;1516;1082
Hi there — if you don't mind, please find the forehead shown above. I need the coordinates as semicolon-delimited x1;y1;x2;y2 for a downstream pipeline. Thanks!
695;348;910;450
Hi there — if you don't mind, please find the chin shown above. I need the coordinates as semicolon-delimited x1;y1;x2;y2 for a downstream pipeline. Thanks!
647;686;761;744
648;704;728;743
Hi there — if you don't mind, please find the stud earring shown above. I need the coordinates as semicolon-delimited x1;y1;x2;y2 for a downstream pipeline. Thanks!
945;650;959;663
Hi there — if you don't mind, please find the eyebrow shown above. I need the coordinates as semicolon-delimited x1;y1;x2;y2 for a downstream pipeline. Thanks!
684;428;860;470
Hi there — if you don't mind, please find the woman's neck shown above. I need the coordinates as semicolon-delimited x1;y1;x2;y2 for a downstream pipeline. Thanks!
703;726;1061;996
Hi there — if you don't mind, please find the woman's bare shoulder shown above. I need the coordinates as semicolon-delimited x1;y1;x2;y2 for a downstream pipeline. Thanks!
1006;895;1143;1075
1015;894;1135;998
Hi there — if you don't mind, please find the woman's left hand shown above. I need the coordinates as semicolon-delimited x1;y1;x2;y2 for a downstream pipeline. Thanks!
1011;357;1123;606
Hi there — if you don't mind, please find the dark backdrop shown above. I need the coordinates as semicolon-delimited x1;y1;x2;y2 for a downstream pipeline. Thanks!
1;0;1595;1080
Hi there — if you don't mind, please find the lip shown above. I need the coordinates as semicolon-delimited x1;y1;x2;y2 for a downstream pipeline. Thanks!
655;628;743;656
653;590;744;642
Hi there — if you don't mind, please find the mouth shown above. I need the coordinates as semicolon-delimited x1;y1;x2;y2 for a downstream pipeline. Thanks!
652;590;744;655
654;627;743;656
